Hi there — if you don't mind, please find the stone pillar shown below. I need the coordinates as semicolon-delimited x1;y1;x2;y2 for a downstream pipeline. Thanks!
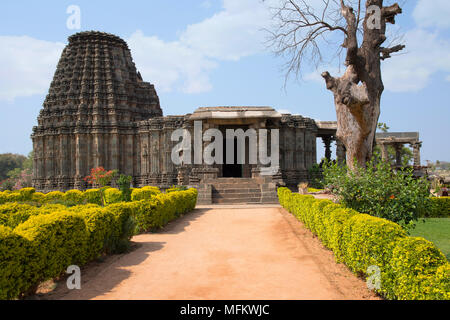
322;136;333;161
111;131;120;170
295;128;306;170
93;133;102;168
380;142;389;162
74;133;86;189
336;139;346;164
412;142;422;167
61;134;69;177
394;143;403;167
125;134;133;175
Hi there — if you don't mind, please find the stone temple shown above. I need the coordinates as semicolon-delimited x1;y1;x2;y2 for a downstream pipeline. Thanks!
32;32;423;204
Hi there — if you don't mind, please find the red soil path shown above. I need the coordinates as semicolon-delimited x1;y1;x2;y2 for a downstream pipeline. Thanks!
38;206;379;300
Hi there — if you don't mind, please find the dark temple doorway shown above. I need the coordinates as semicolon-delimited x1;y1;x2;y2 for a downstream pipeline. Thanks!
223;136;243;177
221;125;248;178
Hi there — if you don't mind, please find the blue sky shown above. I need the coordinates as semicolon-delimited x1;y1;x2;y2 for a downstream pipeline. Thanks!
0;0;449;162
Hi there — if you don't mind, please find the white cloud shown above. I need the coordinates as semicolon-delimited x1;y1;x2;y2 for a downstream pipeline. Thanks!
128;0;276;93
127;31;217;94
180;0;273;61
413;0;450;29
0;36;64;101
0;0;277;100
382;28;450;92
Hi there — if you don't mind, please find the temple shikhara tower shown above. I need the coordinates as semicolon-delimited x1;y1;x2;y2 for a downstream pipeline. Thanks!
32;31;162;191
32;31;423;204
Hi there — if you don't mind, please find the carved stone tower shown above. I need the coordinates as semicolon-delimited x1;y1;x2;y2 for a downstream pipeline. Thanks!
32;31;162;191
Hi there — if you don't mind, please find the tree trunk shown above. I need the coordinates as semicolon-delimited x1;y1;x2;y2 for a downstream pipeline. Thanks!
323;66;381;171
321;0;403;170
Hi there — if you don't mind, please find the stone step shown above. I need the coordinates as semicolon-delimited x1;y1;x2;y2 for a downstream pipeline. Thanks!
209;178;259;184
214;197;263;204
212;183;260;189
213;192;261;199
212;188;261;194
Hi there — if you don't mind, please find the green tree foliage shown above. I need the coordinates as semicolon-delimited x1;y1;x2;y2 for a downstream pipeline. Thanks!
322;160;431;229
117;174;132;202
0;154;26;181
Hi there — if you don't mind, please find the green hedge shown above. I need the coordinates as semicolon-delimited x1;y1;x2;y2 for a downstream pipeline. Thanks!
278;187;449;300
0;188;198;300
422;197;450;218
130;186;161;201
0;186;164;207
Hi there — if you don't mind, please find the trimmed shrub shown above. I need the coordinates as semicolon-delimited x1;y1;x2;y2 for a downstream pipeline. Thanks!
166;185;188;193
83;189;103;205
131;186;160;201
391;237;448;300
430;264;450;300
31;192;46;203
18;188;36;201
37;204;68;215
425;197;450;218
14;211;90;287
63;190;84;206
0;203;39;228
71;207;115;259
43;191;65;204
277;187;449;300
104;188;123;205
327;207;358;260
0;225;31;299
341;214;407;298
315;202;341;247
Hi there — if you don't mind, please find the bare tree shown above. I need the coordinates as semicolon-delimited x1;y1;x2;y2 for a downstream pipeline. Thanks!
267;0;405;170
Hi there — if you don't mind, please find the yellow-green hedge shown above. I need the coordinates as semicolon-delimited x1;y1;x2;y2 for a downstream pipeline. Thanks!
130;186;161;201
426;197;450;218
0;203;40;229
0;188;198;300
125;188;198;232
0;188;103;206
104;188;123;205
277;187;449;300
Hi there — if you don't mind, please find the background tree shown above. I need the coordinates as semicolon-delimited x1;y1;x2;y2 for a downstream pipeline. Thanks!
0;153;26;181
0;152;33;191
267;0;405;170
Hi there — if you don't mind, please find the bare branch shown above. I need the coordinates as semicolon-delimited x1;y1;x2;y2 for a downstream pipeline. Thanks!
265;0;348;81
321;71;338;92
380;44;405;60
340;0;358;65
382;3;402;24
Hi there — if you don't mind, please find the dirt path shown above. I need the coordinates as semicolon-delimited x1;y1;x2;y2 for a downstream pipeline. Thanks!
38;206;379;300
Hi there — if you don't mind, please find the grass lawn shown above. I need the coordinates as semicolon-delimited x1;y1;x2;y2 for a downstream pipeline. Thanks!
410;218;450;261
